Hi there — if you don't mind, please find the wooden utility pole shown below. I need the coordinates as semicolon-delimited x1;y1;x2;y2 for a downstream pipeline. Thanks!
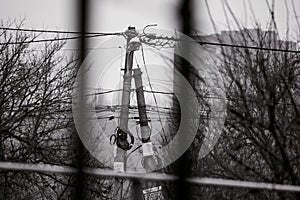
134;68;164;200
133;68;154;171
113;26;139;200
133;68;151;143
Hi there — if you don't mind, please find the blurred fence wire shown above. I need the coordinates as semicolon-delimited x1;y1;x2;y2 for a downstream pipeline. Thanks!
0;161;300;193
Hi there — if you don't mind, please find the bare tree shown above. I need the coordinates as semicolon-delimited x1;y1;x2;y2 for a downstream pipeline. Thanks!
0;20;78;199
195;2;300;199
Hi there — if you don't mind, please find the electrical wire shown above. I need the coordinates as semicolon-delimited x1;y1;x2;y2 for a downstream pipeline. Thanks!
198;41;300;53
0;33;122;46
140;44;166;137
0;27;123;35
1;26;299;53
140;31;300;53
21;46;122;53
88;87;300;107
126;145;142;161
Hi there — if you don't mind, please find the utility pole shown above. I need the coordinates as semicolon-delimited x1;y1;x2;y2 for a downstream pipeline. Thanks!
113;25;162;199
113;26;139;200
134;68;163;173
133;68;150;144
133;68;155;171
134;68;163;199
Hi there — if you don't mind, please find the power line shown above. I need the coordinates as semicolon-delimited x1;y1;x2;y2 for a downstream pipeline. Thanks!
141;33;300;53
140;44;166;137
198;41;300;53
90;88;300;106
0;27;123;35
1;26;299;53
90;89;175;96
22;46;122;53
0;33;121;46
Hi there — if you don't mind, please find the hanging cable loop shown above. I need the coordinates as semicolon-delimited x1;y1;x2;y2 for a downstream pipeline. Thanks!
110;127;134;151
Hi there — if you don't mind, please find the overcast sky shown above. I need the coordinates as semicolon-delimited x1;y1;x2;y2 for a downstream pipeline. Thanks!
2;0;300;39
2;0;299;85
2;0;300;99
2;0;300;95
